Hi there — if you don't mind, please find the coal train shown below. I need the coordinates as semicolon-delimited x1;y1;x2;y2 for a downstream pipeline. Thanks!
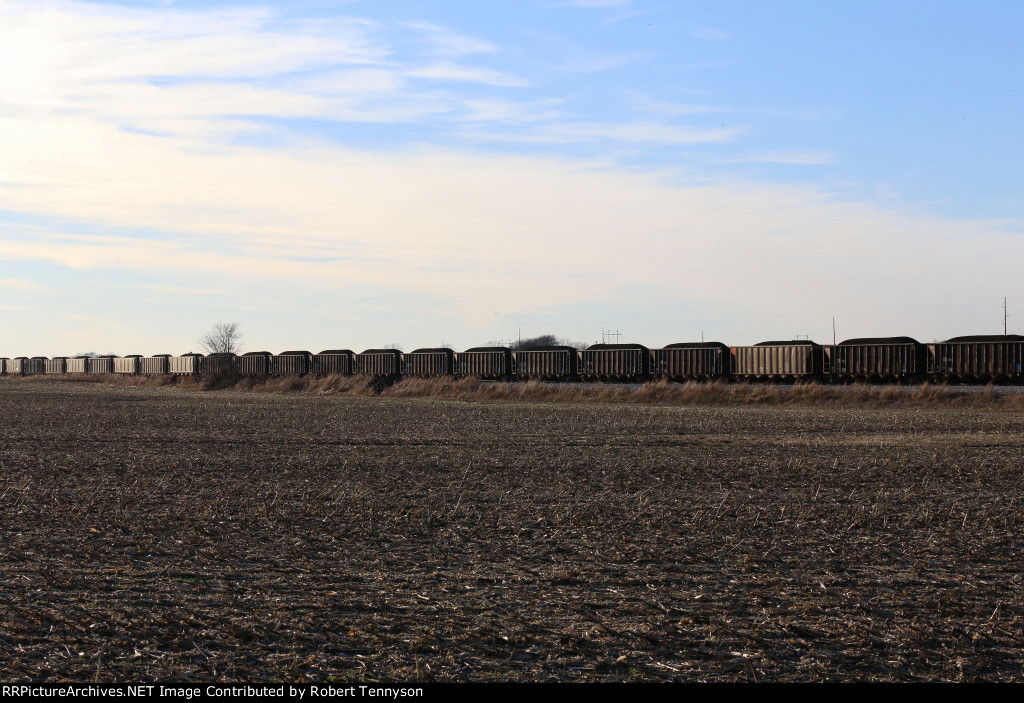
2;335;1023;384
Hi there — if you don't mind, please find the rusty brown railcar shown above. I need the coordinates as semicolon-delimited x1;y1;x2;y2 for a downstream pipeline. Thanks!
824;337;926;382
312;350;354;375
66;357;89;374
928;335;1024;383
514;346;580;381
651;342;729;382
579;344;650;382
404;348;455;377
731;341;823;381
44;357;67;374
356;349;402;376
236;352;271;376
139;355;171;375
456;347;513;380
113;356;141;374
168;354;202;375
272;351;311;375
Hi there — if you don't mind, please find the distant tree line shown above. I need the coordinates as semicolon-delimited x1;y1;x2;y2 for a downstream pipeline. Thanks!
485;334;589;350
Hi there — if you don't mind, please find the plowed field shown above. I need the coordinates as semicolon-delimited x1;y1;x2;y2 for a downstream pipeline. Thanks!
2;380;1023;682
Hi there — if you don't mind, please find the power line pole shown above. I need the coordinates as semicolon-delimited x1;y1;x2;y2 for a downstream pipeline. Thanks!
832;317;836;345
601;328;621;344
1004;297;1009;335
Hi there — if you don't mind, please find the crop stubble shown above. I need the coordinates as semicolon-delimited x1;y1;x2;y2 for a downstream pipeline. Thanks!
1;379;1023;682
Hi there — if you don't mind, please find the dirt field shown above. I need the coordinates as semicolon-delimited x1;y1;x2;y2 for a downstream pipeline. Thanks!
2;379;1023;682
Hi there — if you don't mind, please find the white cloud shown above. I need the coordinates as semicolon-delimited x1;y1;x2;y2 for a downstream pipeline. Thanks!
460;98;567;124
0;278;43;291
406;62;531;87
1;108;1020;345
401;21;499;56
465;121;746;145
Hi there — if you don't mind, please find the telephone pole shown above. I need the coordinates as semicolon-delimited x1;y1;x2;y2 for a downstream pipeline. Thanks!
1004;297;1009;335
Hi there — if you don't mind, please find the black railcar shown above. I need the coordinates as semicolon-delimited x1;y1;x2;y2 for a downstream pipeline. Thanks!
825;337;926;383
731;341;823;382
456;347;513;381
404;348;455;377
928;335;1024;383
313;350;355;375
514;346;580;381
356;349;402;376
651;342;729;382
579;343;650;382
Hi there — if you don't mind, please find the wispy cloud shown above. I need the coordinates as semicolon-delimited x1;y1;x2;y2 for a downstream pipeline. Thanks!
460;98;567;124
0;278;43;291
401;21;499;56
406;63;531;87
466;121;746;145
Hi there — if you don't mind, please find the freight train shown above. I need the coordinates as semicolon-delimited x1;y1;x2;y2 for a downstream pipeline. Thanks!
2;335;1023;384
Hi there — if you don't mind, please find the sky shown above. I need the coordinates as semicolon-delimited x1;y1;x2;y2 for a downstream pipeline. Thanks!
1;0;1022;356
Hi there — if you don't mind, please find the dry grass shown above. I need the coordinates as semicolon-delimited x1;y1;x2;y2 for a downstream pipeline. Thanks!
19;373;1024;409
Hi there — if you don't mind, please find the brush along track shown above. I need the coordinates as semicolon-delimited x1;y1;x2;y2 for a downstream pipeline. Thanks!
14;372;1024;409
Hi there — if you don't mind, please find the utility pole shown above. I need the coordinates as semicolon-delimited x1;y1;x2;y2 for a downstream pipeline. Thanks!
832;317;836;345
1004;297;1009;335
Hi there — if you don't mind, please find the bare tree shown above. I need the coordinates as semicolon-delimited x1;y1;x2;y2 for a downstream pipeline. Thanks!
493;334;589;351
199;322;242;355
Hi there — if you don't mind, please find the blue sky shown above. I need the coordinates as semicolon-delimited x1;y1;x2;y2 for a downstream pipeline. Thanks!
0;0;1021;355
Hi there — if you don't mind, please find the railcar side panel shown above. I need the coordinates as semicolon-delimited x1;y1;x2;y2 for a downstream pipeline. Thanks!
514;350;579;380
732;345;820;379
168;356;200;375
200;354;236;375
272;354;309;375
825;344;923;379
456;349;512;380
44;358;67;374
355;352;400;376
578;348;649;380
139;357;170;375
651;347;726;380
312;352;353;375
113;357;139;374
929;341;1024;380
236;354;270;376
66;358;89;373
89;357;114;374
404;350;454;377
24;358;46;375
